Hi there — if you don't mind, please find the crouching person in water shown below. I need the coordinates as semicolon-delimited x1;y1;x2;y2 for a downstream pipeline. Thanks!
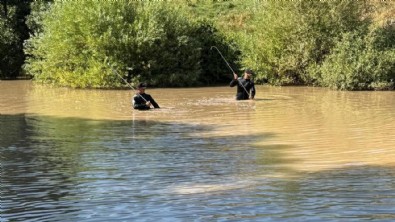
133;83;160;110
230;68;256;100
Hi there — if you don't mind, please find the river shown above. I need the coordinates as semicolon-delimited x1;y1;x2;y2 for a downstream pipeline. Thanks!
1;80;395;221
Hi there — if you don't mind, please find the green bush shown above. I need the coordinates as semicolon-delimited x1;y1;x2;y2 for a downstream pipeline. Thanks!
0;2;31;79
234;0;369;85
20;0;395;90
24;1;237;88
319;30;395;90
0;16;17;79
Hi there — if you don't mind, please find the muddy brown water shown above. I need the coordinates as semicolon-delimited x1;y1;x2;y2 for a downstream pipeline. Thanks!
1;80;395;221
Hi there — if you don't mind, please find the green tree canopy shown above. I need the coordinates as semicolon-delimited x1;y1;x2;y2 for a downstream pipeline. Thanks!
1;0;31;79
24;0;237;88
15;0;395;90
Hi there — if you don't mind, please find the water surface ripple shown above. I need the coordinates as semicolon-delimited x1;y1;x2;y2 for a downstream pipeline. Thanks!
1;81;395;221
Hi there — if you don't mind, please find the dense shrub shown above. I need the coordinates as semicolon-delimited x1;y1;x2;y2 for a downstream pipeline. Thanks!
0;16;17;78
15;0;395;90
24;1;237;88
318;30;395;90
0;1;31;79
234;0;369;85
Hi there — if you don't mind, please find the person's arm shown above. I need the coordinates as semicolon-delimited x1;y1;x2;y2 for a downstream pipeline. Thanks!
250;82;256;99
150;97;160;108
146;94;160;108
230;73;239;87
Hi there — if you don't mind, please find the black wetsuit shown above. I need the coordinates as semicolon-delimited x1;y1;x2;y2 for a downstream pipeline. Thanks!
133;93;160;110
230;77;256;100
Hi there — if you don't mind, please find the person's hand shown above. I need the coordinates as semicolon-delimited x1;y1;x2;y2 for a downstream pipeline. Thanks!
233;73;238;80
146;101;152;107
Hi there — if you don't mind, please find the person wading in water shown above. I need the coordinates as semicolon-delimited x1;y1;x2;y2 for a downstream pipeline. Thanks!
132;83;160;110
230;68;256;100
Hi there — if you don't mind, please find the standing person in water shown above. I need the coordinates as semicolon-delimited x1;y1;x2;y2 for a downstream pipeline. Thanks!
133;83;160;110
230;68;256;100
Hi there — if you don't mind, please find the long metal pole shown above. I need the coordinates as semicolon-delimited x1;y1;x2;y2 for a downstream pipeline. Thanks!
210;46;236;74
109;65;149;103
210;46;251;97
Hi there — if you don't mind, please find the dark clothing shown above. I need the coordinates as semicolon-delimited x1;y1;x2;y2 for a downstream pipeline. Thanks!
133;93;160;110
230;77;256;100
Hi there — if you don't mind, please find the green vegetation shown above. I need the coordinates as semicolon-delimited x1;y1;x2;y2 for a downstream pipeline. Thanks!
0;0;31;79
229;1;395;90
318;29;395;90
24;0;237;88
2;0;395;90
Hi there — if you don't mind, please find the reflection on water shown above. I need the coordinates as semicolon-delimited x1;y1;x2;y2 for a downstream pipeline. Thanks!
1;81;395;221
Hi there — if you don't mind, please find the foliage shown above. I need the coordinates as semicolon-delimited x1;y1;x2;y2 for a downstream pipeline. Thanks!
3;0;395;90
0;14;17;79
24;0;236;88
233;0;370;85
25;0;52;35
0;0;32;79
318;29;395;90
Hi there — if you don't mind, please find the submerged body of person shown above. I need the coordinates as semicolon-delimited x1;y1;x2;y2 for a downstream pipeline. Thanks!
132;83;160;110
230;68;256;100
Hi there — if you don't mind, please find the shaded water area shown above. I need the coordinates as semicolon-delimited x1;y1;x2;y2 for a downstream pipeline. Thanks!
1;80;395;221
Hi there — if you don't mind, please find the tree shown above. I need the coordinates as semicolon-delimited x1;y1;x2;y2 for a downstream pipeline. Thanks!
234;0;370;85
24;1;237;88
0;0;32;79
